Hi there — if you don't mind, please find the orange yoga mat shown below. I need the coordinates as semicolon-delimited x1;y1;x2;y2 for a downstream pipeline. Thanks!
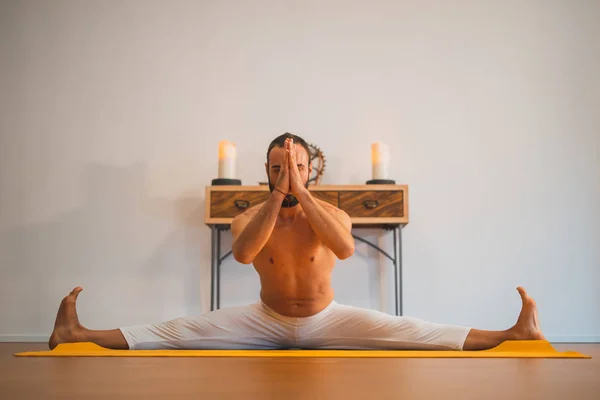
14;340;590;358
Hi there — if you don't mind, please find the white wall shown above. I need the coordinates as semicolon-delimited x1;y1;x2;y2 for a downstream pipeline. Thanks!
1;0;598;342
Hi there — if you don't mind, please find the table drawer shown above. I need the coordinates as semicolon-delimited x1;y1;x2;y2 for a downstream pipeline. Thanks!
339;191;404;218
310;191;339;207
210;191;270;218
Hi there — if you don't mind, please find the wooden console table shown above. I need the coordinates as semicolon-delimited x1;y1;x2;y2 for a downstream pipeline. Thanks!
204;184;409;315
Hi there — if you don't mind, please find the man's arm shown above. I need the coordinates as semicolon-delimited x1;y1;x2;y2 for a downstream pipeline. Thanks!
285;136;354;260
296;190;355;260
233;143;291;264
231;191;285;264
285;139;354;260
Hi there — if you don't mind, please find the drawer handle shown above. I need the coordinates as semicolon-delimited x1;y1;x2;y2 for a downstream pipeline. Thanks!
363;200;379;209
234;200;250;209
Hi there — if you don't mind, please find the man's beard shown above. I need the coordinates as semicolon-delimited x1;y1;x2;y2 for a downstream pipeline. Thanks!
268;179;309;208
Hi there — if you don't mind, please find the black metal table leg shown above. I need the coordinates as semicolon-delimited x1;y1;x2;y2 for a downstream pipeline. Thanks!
395;225;403;316
353;225;403;316
210;226;217;311
216;227;222;310
393;227;399;316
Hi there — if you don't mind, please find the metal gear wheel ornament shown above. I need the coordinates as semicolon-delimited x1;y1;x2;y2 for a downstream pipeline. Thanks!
307;143;326;185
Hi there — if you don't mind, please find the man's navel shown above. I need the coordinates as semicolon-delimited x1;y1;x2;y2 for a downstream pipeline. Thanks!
269;257;275;264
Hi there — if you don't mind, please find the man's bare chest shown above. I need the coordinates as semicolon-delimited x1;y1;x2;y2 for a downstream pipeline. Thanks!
268;221;319;249
252;217;336;273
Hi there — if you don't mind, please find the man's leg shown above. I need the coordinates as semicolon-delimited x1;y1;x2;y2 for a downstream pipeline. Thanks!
49;287;293;350
298;287;544;351
49;287;127;349
460;287;545;350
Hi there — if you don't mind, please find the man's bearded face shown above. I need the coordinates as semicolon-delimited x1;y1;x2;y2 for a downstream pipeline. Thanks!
266;144;311;208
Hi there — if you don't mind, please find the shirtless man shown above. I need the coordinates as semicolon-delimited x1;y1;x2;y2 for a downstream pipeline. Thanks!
49;133;544;351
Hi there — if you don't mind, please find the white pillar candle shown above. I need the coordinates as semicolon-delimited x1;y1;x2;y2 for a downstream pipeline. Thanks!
218;140;236;179
371;142;390;180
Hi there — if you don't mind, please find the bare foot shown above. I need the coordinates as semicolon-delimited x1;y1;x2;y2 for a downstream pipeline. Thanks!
509;286;545;341
49;287;87;349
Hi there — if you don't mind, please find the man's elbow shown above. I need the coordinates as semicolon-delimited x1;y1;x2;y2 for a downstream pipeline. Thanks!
233;253;254;265
233;253;254;264
336;242;355;260
232;246;254;265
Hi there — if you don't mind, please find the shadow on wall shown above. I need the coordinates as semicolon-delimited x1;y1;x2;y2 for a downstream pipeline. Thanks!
1;162;209;331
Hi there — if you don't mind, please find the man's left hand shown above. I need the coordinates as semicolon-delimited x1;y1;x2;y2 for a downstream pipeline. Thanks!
287;138;307;197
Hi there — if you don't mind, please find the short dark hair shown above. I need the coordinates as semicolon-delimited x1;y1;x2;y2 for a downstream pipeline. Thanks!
266;132;311;164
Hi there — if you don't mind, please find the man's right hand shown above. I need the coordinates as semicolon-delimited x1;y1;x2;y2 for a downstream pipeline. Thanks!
274;146;290;195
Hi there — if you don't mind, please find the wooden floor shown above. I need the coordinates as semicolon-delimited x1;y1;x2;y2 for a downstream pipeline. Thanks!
1;343;598;400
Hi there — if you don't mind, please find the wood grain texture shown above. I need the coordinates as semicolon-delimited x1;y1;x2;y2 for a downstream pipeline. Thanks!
1;343;598;400
339;191;404;218
310;191;338;207
349;217;407;225
205;184;407;191
210;191;270;218
205;185;409;225
315;184;407;191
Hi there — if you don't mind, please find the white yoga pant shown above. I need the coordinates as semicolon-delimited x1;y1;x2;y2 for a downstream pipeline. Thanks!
120;301;471;351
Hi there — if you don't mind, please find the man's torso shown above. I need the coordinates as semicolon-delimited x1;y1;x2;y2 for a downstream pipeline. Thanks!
246;203;337;317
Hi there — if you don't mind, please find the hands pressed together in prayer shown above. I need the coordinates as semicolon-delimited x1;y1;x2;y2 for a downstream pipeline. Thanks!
273;138;308;198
